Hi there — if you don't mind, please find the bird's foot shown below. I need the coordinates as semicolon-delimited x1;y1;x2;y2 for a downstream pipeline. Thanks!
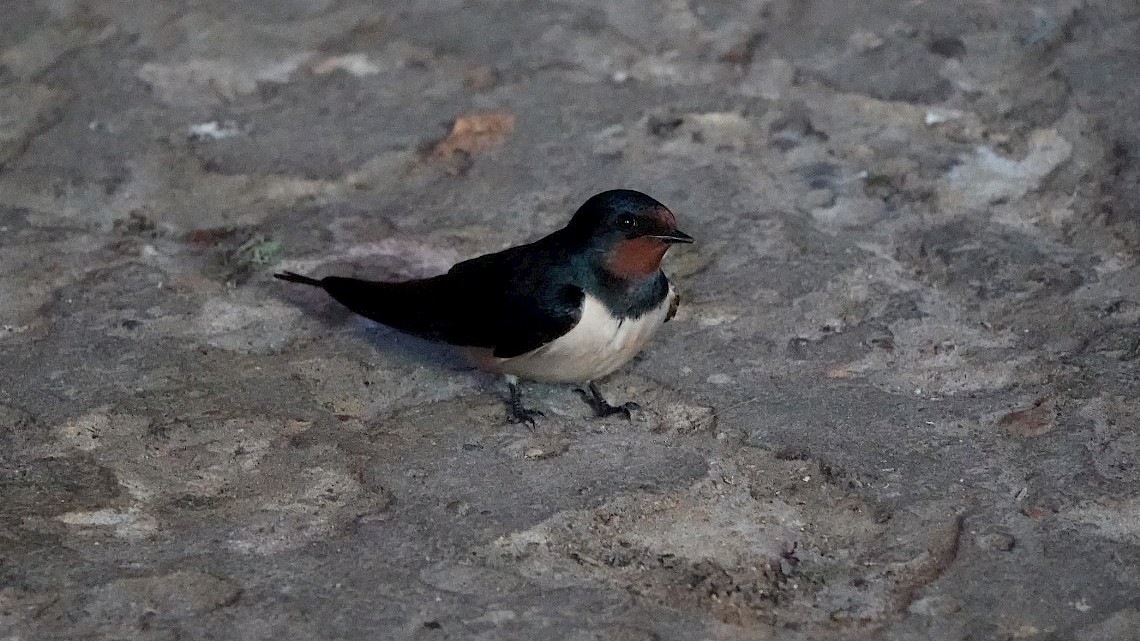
506;379;543;428
507;402;544;428
576;382;639;420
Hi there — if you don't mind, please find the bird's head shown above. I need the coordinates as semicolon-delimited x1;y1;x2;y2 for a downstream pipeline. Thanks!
564;189;693;281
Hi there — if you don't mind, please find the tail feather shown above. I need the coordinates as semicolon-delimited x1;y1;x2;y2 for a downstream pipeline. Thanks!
274;271;463;344
274;271;324;287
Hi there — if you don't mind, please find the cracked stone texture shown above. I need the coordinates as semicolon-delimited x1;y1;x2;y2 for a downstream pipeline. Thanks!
1;0;1139;639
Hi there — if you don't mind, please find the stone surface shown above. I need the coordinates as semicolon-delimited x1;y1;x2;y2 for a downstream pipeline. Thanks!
2;0;1139;639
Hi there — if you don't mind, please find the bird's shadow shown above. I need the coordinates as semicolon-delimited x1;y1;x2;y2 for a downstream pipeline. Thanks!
358;322;472;373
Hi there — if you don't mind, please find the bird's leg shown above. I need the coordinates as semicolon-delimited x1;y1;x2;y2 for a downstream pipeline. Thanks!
576;381;640;420
505;375;543;428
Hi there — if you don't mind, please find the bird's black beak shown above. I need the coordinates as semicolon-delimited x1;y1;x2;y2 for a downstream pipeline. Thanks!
649;229;695;244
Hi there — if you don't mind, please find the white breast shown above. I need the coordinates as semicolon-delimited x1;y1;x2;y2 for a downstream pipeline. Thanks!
470;285;676;383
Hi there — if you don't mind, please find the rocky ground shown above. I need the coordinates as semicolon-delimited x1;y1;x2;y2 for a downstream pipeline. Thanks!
2;0;1140;639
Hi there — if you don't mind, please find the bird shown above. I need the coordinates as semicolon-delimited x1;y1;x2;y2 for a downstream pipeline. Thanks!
274;189;693;426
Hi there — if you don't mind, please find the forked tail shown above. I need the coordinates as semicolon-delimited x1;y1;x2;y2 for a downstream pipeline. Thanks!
273;271;323;287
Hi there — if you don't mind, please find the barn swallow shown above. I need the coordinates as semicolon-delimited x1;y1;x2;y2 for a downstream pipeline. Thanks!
275;189;693;426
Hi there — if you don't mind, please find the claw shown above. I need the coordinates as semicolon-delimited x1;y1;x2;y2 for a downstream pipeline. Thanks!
577;382;639;420
506;378;542;428
507;403;544;428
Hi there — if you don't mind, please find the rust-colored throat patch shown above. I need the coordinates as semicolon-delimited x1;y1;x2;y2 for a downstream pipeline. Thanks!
606;236;670;280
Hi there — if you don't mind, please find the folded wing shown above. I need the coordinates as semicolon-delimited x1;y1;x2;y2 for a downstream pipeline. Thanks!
310;240;584;358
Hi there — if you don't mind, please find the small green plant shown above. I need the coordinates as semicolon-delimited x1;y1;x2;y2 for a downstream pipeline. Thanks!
233;234;282;266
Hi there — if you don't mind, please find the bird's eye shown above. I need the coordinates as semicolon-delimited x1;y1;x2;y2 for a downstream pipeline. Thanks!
619;216;637;229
